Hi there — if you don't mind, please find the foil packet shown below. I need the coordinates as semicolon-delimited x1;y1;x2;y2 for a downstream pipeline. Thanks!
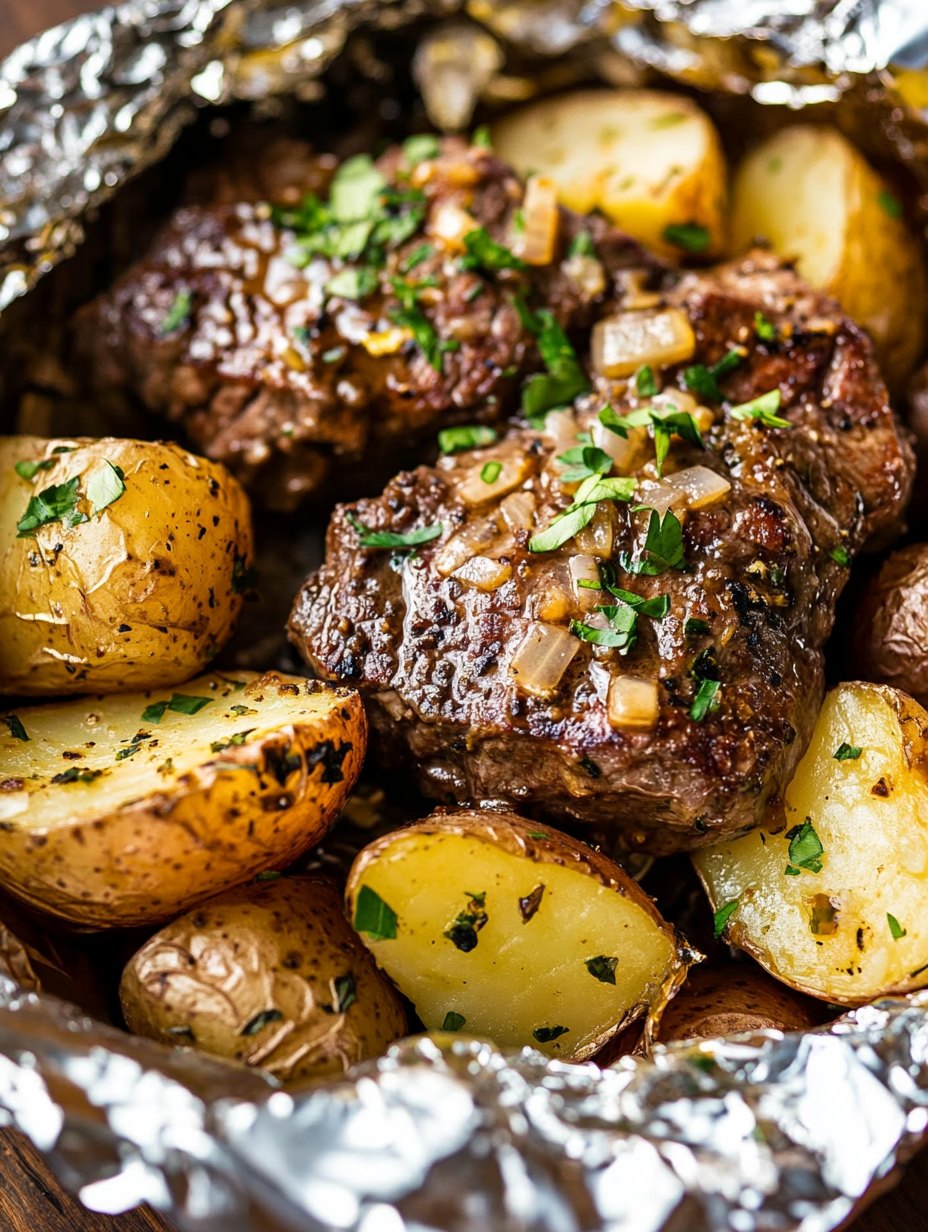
3;1;928;1229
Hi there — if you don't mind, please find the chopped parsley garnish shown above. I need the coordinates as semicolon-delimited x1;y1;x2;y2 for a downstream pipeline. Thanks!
403;133;440;165
160;290;192;334
353;885;398;940
878;190;902;219
599;403;703;477
461;227;526;273
830;545;850;566
685;617;712;637
533;1025;569;1043
834;742;862;761
16;476;85;537
585;955;618;985
210;730;255;753
568;230;596;258
620;507;686;576
51;766;104;785
329;154;385;222
346;511;443;550
635;365;659;397
784;819;824;876
442;1011;467;1031
471;125;492;149
325;267;378;301
240;1009;283;1037
401;242;436;273
388;300;459;372
604;584;670;619
438;424;498;454
141;694;213;723
480;461;503;484
556;444;613;484
529;474;636;553
690;678;720;722
521;309;590;420
683;349;745;403
729;388;791;429
887;913;906;940
333;973;357;1014
571;603;638;650
663;221;710;253
14;458;56;480
232;554;257;595
713;899;740;938
1;715;28;741
754;311;777;342
87;461;126;516
114;732;152;761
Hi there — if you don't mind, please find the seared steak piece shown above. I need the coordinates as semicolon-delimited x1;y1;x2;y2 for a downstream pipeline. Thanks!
290;252;914;853
77;137;657;509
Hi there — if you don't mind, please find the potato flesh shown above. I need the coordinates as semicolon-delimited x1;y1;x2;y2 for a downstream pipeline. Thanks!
0;673;328;829
352;832;676;1058
492;89;727;259
694;684;928;1003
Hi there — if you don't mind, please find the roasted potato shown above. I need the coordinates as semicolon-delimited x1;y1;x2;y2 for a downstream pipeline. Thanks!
852;545;928;707
730;125;927;387
120;875;407;1082
654;963;824;1045
0;672;365;928
0;435;253;695
345;808;694;1060
492;89;727;260
694;682;928;1005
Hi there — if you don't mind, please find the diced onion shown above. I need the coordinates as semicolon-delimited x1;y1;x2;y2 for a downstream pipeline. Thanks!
452;555;512;591
574;503;615;557
430;203;478;251
590;418;650;474
512;175;559;266
541;408;578;452
509;622;579;697
498;490;536;532
591;309;696;378
458;455;531;505
361;326;413;357
607;676;660;730
532;566;574;622
562;253;606;301
434;518;499;576
569;554;602;608
638;465;731;516
617;269;663;312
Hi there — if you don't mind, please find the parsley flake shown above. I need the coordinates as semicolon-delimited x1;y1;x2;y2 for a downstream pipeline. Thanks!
834;742;862;761
438;425;498;454
585;955;618;985
346;512;443;550
14;458;56;480
16;476;86;538
533;1025;569;1043
353;885;398;940
521;309;590;420
325;267;378;301
620;507;686;576
240;1009;283;1037
1;715;28;741
635;365;659;397
713;899;740;938
403;134;440;165
568;231;596;258
141;694;213;723
878;190;902;219
729;388;791;429
887;913;907;940
784;819;824;875
663;222;710;253
830;546;850;567
461;227;526;273
481;461;503;484
690;678;721;722
442;1011;466;1031
754;311;777;342
529;474;636;553
160;290;192;335
86;461;126;516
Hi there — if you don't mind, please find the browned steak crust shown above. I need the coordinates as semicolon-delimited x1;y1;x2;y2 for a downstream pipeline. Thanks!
77;137;656;509
289;252;914;853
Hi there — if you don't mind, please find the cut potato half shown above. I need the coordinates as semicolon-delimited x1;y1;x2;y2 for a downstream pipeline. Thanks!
730;125;927;387
492;89;727;260
694;682;928;1005
346;808;694;1060
0;672;365;927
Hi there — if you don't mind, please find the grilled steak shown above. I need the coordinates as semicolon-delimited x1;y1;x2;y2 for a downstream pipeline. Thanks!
290;251;914;853
76;137;657;509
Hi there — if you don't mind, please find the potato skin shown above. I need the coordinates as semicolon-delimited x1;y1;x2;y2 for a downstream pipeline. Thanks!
120;876;407;1082
654;963;824;1045
0;673;367;928
854;545;928;707
0;435;253;695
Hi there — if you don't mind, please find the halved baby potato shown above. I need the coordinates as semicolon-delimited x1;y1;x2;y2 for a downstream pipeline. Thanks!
694;682;928;1005
0;435;253;695
345;808;694;1060
730;125;927;387
492;89;727;260
0;671;365;928
120;875;407;1083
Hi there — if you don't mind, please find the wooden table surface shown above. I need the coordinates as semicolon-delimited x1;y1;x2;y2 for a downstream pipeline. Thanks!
0;2;925;1229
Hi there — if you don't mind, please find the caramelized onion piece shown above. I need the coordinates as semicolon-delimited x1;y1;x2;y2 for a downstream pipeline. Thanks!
509;622;579;697
608;676;660;730
591;418;650;475
592;309;696;378
498;490;536;533
569;554;602;608
574;503;615;558
430;202;478;251
434;518;499;576
458;455;531;505
639;465;731;516
562;252;607;300
453;555;512;591
513;174;559;266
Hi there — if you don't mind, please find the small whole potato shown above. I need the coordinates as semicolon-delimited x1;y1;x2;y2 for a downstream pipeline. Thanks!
654;963;824;1045
0;435;253;695
853;544;928;706
120;875;407;1083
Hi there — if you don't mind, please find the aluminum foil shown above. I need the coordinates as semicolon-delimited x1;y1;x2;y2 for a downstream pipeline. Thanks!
3;0;928;1229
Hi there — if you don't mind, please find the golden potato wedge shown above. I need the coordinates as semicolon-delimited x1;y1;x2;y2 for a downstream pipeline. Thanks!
120;875;407;1082
345;808;694;1060
654;963;824;1045
0;672;365;928
492;89;727;260
730;125;927;388
0;435;253;695
694;682;928;1005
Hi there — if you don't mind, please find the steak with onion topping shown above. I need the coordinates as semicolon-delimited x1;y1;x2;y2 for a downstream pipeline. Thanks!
76;137;657;509
289;251;914;853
